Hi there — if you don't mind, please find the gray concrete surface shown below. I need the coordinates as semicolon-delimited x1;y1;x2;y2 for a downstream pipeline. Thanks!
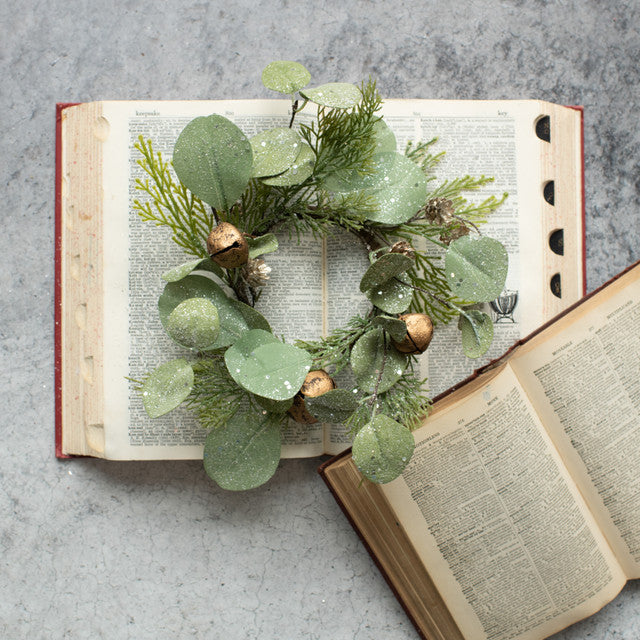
2;1;639;638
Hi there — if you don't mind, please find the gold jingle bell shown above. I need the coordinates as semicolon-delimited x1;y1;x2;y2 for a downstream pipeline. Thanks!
207;222;249;268
392;313;434;354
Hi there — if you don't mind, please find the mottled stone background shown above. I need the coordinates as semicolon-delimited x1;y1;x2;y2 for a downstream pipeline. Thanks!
2;1;639;638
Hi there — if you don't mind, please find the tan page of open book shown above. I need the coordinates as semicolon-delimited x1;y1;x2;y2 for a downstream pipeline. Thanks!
59;99;583;460
510;265;640;577
381;364;626;640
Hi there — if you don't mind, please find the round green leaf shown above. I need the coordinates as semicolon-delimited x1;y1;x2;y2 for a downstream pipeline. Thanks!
159;275;253;348
253;395;293;414
458;310;494;358
305;389;360;423
162;259;206;283
372;119;397;153
203;411;281;490
365;278;413;314
261;61;311;94
142;359;194;419
352;414;415;484
372;316;408;343
261;143;315;186
173;115;253;211
350;328;407;394
247;233;279;259
250;127;303;178
300;83;362;109
232;300;271;332
166;298;220;350
225;329;312;400
445;236;509;302
360;253;414;293
363;153;428;224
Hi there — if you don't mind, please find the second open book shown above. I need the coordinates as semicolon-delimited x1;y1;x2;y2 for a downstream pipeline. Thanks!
321;261;640;640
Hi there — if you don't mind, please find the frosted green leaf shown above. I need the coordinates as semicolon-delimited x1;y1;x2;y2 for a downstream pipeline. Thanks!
458;310;494;358
232;300;271;332
365;278;413;314
142;359;194;419
166;298;220;350
261;61;311;94
352;414;414;484
159;275;254;348
360;253;413;293
372;316;408;343
161;258;224;283
203;411;281;491
253;395;293;414
261;143;315;186
247;234;279;259
372;119;397;153
306;389;360;423
363;153;428;224
250;128;302;178
300;83;362;109
445;236;508;302
225;329;312;400
350;328;407;394
173;115;252;211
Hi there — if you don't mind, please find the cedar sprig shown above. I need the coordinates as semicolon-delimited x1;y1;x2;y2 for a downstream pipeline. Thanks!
295;314;373;373
186;357;251;430
346;371;432;435
133;136;214;258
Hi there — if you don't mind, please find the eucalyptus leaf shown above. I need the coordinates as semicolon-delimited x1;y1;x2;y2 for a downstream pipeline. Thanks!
350;328;407;394
250;128;302;178
203;411;281;490
360;253;413;293
261;61;311;94
261;143;315;186
232;300;271;332
253;395;293;414
166;298;220;350
372;316;408;343
247;234;279;259
173;115;253;211
162;259;208;283
352;414;414;484
458;310;494;358
305;389;360;423
363;152;428;224
159;275;252;348
445;236;509;302
163;257;225;282
225;329;312;400
372;119;397;153
300;83;362;109
365;278;413;314
142;359;194;419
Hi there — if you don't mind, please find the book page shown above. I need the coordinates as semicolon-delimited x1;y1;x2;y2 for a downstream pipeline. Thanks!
510;266;640;575
381;365;625;640
380;100;582;397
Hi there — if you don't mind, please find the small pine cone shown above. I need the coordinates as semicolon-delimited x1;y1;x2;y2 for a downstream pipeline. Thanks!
439;225;470;245
241;258;271;288
424;198;454;225
389;241;416;259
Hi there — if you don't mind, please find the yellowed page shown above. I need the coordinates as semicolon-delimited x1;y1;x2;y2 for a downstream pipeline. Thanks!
381;365;625;640
510;266;640;576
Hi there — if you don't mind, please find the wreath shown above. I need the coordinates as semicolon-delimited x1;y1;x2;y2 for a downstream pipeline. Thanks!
132;61;508;490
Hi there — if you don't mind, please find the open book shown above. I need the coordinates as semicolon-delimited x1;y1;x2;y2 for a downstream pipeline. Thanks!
320;260;640;640
55;99;584;460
